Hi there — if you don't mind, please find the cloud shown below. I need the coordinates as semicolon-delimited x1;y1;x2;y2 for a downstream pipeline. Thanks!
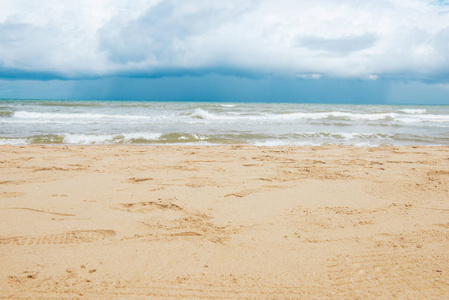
98;0;257;65
1;0;449;82
296;74;322;80
295;34;378;55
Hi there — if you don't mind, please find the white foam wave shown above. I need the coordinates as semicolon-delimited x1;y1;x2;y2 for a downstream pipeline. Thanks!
297;132;393;140
191;108;395;122
251;132;394;147
63;134;116;144
0;120;58;124
11;109;449;126
325;112;395;121
178;134;208;141
63;132;162;144
191;108;449;124
395;114;449;123
398;109;426;114
122;132;162;140
0;138;28;145
192;108;221;120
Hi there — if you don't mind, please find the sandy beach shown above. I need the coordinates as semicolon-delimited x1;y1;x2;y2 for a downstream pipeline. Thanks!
0;145;448;298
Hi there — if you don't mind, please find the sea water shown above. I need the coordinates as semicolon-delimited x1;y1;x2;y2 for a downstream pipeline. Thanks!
1;100;449;146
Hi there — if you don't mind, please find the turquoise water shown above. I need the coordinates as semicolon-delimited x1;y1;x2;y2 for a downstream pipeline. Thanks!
1;100;449;146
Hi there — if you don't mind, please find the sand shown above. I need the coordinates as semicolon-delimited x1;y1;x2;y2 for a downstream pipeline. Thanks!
0;145;448;298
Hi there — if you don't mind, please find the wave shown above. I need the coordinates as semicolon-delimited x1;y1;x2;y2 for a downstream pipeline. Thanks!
0;133;163;145
191;108;396;122
9;109;449;126
0;135;65;145
0;138;28;145
398;109;426;114
295;132;393;140
1;130;447;146
13;111;151;120
0;132;221;145
192;108;449;124
395;114;449;123
0;111;13;117
2;102;449;147
63;133;163;144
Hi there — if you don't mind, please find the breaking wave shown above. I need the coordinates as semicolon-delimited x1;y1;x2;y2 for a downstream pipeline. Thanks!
1;100;449;146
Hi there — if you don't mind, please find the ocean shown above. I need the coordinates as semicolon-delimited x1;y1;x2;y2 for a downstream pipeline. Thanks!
1;100;449;146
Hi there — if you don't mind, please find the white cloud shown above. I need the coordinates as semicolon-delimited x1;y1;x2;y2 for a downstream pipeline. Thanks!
296;74;322;80
1;0;449;81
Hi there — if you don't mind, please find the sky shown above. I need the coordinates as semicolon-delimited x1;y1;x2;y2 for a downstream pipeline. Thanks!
1;0;449;104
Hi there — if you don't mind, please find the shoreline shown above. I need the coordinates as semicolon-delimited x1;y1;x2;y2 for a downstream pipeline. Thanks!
1;145;448;298
2;143;448;148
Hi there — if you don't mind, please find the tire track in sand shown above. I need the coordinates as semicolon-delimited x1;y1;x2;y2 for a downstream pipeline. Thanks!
0;230;116;246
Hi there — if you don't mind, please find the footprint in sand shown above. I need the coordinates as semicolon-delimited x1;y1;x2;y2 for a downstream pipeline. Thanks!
113;200;182;213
